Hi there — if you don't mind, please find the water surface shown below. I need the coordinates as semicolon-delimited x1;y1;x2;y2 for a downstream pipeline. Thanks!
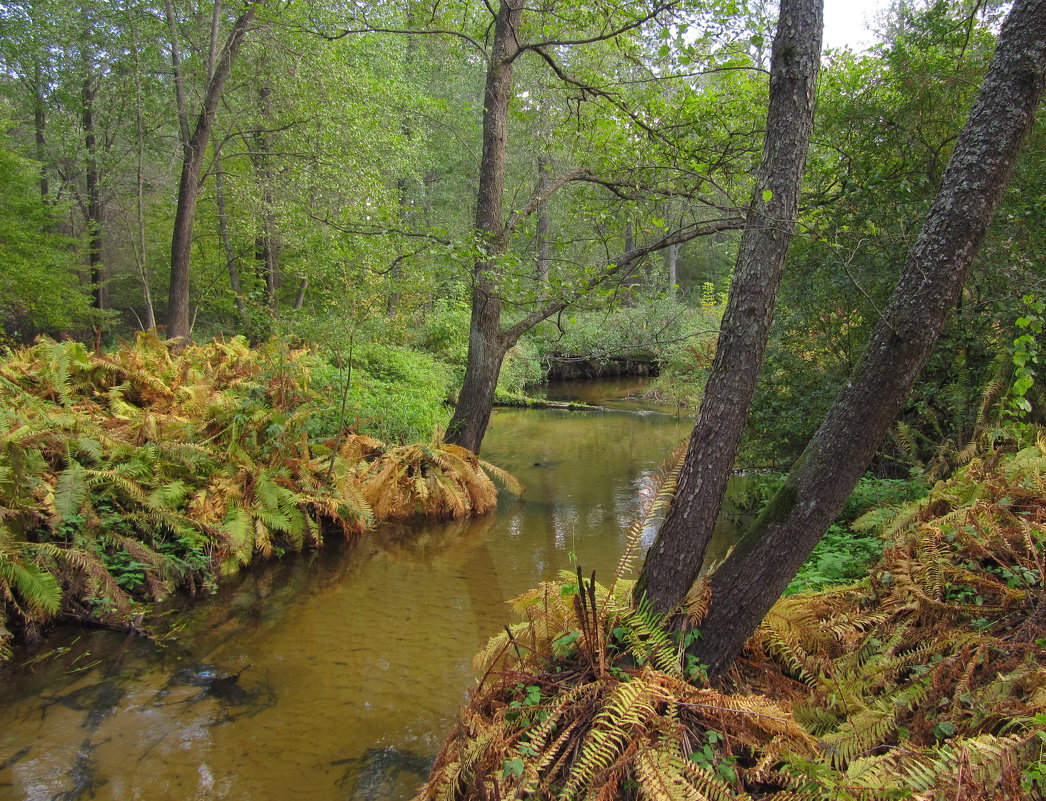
0;379;731;801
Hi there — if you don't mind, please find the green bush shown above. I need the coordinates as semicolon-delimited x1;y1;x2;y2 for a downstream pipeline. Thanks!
419;299;471;365
731;473;927;595
308;342;454;443
534;297;717;365
496;339;545;399
0;124;97;339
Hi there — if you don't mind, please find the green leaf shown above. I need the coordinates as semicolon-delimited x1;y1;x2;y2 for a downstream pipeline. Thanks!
762;189;773;202
54;462;87;524
502;757;524;779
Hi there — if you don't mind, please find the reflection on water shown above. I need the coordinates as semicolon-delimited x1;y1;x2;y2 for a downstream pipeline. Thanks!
0;380;735;801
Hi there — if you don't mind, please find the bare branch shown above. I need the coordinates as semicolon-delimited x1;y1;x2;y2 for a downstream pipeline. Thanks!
503;167;592;235
502;215;745;342
304;210;452;246
304;22;486;56
512;2;679;59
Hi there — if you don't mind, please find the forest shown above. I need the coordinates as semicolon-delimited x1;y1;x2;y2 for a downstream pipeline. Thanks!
0;0;1044;799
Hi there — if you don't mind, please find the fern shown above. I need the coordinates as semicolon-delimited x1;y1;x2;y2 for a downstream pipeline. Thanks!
561;676;661;800
52;461;87;524
0;553;62;616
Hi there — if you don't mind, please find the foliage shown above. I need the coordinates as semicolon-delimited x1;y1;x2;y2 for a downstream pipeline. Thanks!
0;123;94;338
1006;294;1043;433
784;523;886;595
785;474;928;594
745;434;1046;798
730;471;928;595
308;340;456;444
532;297;722;409
416;446;817;801
419;432;1045;800
535;298;718;367
745;2;1045;471
419;300;472;366
0;335;517;661
496;339;545;401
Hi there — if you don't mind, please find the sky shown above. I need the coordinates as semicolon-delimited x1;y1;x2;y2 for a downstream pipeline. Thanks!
822;0;893;50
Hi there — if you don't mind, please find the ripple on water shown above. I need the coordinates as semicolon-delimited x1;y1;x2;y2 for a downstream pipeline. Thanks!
0;380;728;801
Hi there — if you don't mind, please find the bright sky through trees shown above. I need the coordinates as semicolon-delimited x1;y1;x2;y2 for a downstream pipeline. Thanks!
823;0;890;49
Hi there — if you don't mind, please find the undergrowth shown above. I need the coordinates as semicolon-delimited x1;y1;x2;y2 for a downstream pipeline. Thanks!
0;334;519;662
416;434;1045;800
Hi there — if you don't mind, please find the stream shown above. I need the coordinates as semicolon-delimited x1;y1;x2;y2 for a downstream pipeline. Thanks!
0;378;743;801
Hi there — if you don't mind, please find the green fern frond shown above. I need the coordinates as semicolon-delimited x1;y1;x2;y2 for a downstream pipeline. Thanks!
52;461;87;524
221;507;254;564
0;557;61;616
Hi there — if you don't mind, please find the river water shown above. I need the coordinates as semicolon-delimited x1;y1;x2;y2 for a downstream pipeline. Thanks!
0;379;739;801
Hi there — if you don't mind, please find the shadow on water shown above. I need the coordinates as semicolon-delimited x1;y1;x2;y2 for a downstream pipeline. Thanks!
333;747;435;801
0;379;730;801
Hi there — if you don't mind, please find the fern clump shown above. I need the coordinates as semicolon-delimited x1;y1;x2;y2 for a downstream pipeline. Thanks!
0;334;518;661
417;448;817;801
744;435;1046;798
417;570;816;801
419;436;1045;801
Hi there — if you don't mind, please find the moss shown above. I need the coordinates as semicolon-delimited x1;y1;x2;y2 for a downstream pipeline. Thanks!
729;479;799;563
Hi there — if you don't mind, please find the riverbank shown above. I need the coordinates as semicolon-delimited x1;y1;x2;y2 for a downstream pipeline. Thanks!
0;335;518;663
0;378;694;801
416;436;1046;800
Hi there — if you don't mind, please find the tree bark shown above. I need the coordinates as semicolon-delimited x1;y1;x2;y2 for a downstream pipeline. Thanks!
33;63;49;204
214;157;246;317
666;242;678;295
444;0;522;453
635;0;823;612
535;155;551;295
130;12;155;330
293;277;308;310
687;0;1046;678
251;82;280;314
166;0;261;343
80;16;104;313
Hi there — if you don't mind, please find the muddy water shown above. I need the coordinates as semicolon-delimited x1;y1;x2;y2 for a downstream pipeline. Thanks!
0;379;738;801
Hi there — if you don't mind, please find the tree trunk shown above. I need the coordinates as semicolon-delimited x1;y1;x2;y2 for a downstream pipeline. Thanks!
445;0;522;453
687;0;1046;678
666;242;678;295
166;0;261;343
448;289;510;453
535;155;551;295
130;13;155;330
80;20;104;313
251;82;280;314
214;157;246;317
33;63;49;204
293;277;308;310
636;0;823;612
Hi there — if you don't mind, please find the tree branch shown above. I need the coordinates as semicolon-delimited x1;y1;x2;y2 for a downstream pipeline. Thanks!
502;167;592;236
501;215;744;343
511;2;679;59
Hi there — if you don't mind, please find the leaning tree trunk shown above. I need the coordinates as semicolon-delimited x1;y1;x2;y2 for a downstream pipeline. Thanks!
635;0;823;612
445;0;522;454
687;0;1046;678
167;0;261;343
